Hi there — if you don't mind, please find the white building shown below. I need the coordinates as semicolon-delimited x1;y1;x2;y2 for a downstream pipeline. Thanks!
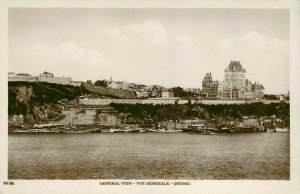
217;61;264;99
8;72;38;82
107;81;130;90
8;71;82;87
38;71;71;85
162;90;174;98
224;61;246;90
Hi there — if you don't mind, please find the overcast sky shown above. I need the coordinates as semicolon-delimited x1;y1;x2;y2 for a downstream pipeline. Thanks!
9;8;289;94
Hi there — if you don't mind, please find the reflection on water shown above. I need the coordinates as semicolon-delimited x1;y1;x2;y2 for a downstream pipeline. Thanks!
8;133;289;179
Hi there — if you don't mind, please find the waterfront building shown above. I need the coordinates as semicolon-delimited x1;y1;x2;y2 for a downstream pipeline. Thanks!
182;119;207;128
242;116;260;127
202;73;219;98
157;121;189;129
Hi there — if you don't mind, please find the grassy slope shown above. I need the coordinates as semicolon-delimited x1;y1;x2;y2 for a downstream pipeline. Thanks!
82;82;136;99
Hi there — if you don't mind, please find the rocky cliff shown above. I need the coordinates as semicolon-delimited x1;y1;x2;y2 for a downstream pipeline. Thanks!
8;82;86;127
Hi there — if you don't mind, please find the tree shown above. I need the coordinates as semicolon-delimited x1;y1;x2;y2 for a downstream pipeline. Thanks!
171;87;195;97
94;80;108;87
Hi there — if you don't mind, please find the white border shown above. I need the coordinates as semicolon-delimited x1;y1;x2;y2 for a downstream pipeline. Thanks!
0;0;299;194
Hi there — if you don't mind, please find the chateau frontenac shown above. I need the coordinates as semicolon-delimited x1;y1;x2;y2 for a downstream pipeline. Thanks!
202;61;264;99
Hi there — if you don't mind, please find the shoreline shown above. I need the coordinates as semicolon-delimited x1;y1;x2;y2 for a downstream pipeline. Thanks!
8;130;289;134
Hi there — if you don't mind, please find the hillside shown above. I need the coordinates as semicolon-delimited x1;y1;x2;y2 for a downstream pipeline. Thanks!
8;81;136;115
82;82;136;99
8;81;90;115
111;102;290;125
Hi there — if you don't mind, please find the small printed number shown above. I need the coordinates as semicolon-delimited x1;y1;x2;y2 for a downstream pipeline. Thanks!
3;181;14;185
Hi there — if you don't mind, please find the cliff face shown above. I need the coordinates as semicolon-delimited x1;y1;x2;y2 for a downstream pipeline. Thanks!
8;82;290;129
8;81;138;128
8;82;81;127
8;82;125;128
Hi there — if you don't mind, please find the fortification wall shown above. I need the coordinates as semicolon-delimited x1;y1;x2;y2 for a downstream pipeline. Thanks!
79;98;289;105
8;76;38;82
56;109;96;125
96;113;117;126
196;99;246;105
39;77;71;85
70;81;82;87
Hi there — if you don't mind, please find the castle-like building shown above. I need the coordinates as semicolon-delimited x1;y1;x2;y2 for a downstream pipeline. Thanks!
224;61;246;89
202;73;219;98
8;71;81;87
202;61;264;99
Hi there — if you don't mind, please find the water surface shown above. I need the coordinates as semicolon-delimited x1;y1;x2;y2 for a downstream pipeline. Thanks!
8;133;289;179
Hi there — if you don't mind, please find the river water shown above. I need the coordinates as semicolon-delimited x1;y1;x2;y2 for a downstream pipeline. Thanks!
8;133;289;179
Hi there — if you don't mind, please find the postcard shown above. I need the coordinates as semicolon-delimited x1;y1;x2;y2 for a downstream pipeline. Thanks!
0;0;299;194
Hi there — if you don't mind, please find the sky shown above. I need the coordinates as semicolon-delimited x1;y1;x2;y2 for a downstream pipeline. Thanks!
8;8;289;94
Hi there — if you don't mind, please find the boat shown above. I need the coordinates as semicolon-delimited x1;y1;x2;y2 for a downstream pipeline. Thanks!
139;128;146;133
90;128;102;133
123;127;145;133
275;122;289;133
109;113;124;133
189;127;216;135
181;127;192;133
68;130;89;134
109;128;124;133
145;128;157;132
275;128;290;133
189;131;216;135
217;125;236;133
156;128;182;133
236;126;257;133
266;128;276;133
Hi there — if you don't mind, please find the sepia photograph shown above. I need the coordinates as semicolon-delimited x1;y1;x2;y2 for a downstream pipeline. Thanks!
7;7;290;180
1;0;300;194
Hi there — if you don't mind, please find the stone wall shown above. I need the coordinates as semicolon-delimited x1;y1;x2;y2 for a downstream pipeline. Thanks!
8;76;38;82
96;113;118;126
56;109;96;125
79;98;289;105
39;77;71;85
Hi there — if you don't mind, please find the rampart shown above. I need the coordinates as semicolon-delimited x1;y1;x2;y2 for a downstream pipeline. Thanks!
79;98;289;105
8;76;38;82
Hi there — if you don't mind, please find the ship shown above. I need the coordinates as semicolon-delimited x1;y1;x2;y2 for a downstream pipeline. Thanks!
145;128;157;132
275;128;290;133
109;128;124;133
189;127;216;135
189;131;216;135
124;128;145;133
90;128;102;133
156;128;182;133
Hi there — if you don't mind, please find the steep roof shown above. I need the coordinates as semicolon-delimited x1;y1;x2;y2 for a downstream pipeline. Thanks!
16;73;31;76
226;61;245;72
41;71;53;75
